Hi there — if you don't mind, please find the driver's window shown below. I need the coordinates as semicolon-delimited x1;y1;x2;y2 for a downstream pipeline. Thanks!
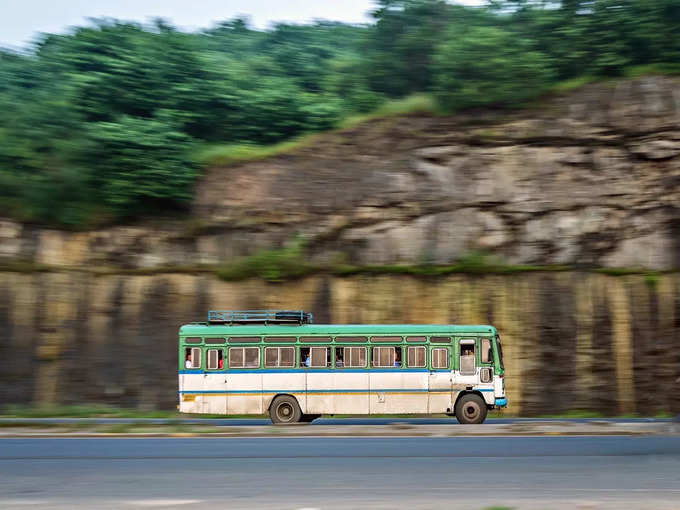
481;338;493;364
460;339;476;375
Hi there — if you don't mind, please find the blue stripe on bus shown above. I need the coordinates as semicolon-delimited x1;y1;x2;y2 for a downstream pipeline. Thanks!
180;389;432;394
179;388;495;394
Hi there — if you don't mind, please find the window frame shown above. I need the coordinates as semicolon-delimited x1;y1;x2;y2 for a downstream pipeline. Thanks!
459;338;476;375
372;346;397;368
406;345;427;368
264;346;296;368
206;348;225;370
340;346;367;368
309;346;329;368
431;347;450;370
185;346;202;369
480;338;493;365
229;346;261;369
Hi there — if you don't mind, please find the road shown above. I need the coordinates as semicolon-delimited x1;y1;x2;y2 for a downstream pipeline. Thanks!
0;416;673;426
1;436;679;509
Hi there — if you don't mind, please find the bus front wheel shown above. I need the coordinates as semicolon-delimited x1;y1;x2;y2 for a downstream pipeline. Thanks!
455;394;487;425
270;395;302;424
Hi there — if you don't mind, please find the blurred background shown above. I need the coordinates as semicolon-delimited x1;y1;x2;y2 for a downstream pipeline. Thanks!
0;0;679;417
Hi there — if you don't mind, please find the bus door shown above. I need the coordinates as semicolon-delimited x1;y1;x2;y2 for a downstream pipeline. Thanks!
457;338;479;386
428;345;452;413
204;348;227;414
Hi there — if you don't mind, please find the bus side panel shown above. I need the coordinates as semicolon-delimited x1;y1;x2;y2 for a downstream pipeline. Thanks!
262;371;306;413
179;373;203;414
202;372;227;414
228;373;263;415
332;371;369;414
306;371;332;414
370;370;428;414
428;370;453;413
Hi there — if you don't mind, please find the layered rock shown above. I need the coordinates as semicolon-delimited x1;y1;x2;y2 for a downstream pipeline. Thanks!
1;77;680;414
2;76;679;271
0;271;679;415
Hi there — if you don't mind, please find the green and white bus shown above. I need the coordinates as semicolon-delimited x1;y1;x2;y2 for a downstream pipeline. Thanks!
178;310;507;424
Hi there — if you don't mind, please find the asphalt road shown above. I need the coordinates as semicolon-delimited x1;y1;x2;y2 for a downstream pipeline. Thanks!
1;436;679;509
0;416;674;425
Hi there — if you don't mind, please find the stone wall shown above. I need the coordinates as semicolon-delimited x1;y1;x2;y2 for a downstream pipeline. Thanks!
1;271;678;415
2;76;680;414
1;76;679;271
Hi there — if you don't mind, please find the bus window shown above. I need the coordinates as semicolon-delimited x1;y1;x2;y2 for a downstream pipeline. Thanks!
407;346;426;368
311;347;329;367
265;347;295;368
481;338;493;364
230;347;260;368
372;346;402;367
207;349;224;370
496;335;504;370
459;340;475;374
343;346;366;368
301;346;329;367
430;336;451;343
334;348;344;367
432;347;449;369
185;347;201;369
372;346;394;367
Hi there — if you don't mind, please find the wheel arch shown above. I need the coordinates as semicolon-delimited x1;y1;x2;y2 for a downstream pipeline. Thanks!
266;393;305;413
454;390;488;411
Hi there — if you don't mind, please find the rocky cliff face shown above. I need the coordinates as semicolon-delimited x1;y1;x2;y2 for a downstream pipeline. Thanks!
0;272;679;415
2;76;678;271
1;76;680;414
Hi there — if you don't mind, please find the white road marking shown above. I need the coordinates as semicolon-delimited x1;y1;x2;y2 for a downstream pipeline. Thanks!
127;500;204;506
0;500;50;506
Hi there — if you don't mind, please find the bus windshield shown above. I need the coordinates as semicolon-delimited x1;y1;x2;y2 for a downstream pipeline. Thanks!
496;335;504;370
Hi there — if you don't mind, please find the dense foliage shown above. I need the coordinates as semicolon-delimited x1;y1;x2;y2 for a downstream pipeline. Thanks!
1;1;678;225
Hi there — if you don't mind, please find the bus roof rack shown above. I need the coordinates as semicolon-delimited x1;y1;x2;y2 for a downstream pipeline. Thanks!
207;310;313;325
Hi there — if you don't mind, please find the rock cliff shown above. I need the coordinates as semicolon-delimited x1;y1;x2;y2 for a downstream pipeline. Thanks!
1;76;680;414
2;76;679;271
0;272;678;415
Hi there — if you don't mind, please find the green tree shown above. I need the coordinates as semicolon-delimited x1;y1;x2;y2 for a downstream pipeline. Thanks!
83;115;197;217
433;25;554;111
365;0;455;96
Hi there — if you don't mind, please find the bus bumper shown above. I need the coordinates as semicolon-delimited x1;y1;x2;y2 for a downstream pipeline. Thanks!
495;397;508;407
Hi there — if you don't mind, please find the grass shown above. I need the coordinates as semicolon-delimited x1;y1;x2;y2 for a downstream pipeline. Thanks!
338;93;439;130
195;134;324;167
548;63;680;95
215;248;577;282
216;239;317;283
331;252;570;278
549;75;599;93
623;63;680;78
0;404;263;420
195;93;438;168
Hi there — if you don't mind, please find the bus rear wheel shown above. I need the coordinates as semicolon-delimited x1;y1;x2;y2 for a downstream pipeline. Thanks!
270;395;302;424
455;394;487;424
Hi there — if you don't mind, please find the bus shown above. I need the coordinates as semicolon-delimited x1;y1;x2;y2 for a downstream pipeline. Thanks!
178;310;507;424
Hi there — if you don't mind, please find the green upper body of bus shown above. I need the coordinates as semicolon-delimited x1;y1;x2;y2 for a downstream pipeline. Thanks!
178;322;504;374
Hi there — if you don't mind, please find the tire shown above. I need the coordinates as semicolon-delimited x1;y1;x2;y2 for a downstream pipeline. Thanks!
455;393;488;424
269;395;302;424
